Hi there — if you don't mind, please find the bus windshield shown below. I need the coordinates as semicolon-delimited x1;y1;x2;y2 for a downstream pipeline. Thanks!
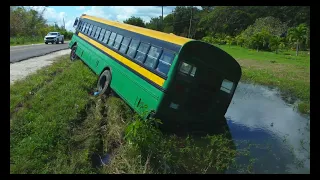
48;32;58;36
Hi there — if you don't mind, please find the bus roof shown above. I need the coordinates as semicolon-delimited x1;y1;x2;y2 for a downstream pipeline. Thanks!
81;14;193;46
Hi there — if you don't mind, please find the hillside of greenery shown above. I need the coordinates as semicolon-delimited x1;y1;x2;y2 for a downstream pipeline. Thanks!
124;6;310;56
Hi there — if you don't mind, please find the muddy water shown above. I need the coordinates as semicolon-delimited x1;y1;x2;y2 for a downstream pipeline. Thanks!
225;82;310;174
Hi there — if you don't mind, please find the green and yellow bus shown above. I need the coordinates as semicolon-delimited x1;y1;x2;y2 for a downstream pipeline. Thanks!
69;14;241;129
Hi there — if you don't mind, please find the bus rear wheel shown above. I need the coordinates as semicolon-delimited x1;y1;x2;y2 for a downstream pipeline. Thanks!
97;70;111;96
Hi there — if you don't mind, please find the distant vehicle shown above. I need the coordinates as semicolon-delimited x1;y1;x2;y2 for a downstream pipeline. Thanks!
69;14;242;130
44;32;64;44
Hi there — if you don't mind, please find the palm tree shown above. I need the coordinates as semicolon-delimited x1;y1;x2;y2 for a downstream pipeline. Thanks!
288;24;308;56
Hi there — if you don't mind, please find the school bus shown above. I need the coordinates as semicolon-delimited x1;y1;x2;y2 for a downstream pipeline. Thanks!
69;14;241;130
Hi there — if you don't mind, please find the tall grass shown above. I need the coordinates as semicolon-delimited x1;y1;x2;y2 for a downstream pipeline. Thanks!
10;36;43;46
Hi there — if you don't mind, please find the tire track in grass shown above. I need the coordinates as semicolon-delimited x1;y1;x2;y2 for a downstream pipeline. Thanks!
10;55;72;118
10;59;97;174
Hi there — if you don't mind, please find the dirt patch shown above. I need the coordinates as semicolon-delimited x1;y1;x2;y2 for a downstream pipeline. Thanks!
10;49;70;84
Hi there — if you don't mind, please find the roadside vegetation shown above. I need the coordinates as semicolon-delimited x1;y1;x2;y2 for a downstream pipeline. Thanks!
10;6;73;46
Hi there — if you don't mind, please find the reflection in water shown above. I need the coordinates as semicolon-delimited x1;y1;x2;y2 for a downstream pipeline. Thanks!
225;82;310;174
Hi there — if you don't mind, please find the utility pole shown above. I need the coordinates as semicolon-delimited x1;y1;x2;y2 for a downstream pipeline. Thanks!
162;6;163;24
188;6;193;38
54;22;57;31
63;17;65;30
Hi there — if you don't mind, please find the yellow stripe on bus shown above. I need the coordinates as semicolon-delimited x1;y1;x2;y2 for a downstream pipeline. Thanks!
81;15;192;46
78;32;165;87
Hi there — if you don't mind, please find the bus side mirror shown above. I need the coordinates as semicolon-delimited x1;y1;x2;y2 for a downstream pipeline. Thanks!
73;18;79;27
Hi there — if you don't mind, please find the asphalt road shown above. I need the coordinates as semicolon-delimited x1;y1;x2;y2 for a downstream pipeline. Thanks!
10;42;70;63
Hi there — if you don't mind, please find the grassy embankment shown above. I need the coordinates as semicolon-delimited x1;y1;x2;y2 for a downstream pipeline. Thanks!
217;45;310;115
10;55;243;174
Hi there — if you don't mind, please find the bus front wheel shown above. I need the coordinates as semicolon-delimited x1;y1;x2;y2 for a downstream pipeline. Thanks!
97;70;111;96
70;46;78;61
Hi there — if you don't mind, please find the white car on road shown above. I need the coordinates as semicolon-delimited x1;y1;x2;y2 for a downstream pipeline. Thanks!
44;32;64;44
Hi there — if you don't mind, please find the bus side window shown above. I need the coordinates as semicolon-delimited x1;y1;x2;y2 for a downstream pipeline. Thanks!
126;39;139;58
156;50;175;76
81;23;87;32
84;23;90;34
108;32;117;47
144;46;161;69
113;34;123;50
98;28;106;42
77;21;82;31
90;25;97;37
87;24;93;35
134;42;149;63
102;30;111;44
94;27;101;39
119;36;131;54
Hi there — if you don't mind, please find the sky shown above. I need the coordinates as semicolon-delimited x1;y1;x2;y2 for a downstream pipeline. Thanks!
29;6;185;32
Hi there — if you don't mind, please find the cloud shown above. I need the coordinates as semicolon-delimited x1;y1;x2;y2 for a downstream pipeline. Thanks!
31;6;182;32
76;6;85;10
83;6;112;19
31;6;66;26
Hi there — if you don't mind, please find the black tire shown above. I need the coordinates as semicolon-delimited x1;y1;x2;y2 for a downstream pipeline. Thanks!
70;45;78;61
56;40;59;44
97;70;111;96
61;39;64;44
45;42;48;44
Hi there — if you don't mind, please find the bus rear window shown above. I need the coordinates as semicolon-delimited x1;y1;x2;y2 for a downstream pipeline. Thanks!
220;79;233;94
179;62;197;77
156;50;175;76
180;62;192;74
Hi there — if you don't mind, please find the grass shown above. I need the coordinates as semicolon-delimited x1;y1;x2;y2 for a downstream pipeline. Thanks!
10;56;97;173
10;55;238;174
216;45;310;114
10;36;71;46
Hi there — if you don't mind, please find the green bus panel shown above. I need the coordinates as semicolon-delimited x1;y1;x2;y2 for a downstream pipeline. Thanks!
70;35;165;116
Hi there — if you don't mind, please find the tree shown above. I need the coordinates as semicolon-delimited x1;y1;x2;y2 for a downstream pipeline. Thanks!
146;16;163;31
269;36;285;54
235;34;245;47
249;30;271;52
288;24;308;56
225;36;234;47
123;16;146;28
